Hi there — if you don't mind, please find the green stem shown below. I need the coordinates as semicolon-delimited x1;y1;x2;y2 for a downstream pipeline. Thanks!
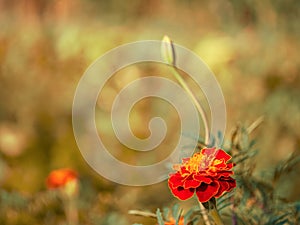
198;201;211;225
198;199;225;225
162;35;210;145
209;206;224;225
64;198;78;225
171;67;210;145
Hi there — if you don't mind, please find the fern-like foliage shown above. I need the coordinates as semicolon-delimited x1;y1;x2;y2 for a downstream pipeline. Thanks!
217;124;300;224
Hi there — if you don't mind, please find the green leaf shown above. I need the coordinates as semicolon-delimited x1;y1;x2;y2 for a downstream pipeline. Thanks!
162;207;169;220
273;153;300;182
172;203;180;219
266;213;290;225
217;191;234;208
156;208;164;225
248;139;256;149
175;209;183;225
183;207;195;223
218;202;233;212
295;201;300;212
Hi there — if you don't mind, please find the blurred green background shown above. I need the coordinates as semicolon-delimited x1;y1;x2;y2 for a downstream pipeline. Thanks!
0;0;299;224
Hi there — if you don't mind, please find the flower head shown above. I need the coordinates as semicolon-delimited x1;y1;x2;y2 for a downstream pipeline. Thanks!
46;168;78;197
46;168;77;189
168;147;236;203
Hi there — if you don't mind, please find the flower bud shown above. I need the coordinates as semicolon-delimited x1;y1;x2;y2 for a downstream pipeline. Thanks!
161;35;176;66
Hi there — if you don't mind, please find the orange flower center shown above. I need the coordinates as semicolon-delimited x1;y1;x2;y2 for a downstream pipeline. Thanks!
177;151;222;175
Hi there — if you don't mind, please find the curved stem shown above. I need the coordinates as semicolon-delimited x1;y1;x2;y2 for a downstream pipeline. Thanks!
171;67;210;145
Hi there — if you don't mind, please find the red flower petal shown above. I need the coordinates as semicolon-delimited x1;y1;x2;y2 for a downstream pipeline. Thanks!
202;148;231;161
215;171;234;177
204;170;220;177
169;184;195;200
227;179;236;191
226;163;234;169
214;181;230;198
169;173;185;188
201;147;217;158
193;174;212;184
196;181;220;203
215;149;232;162
215;178;236;197
183;177;201;188
212;160;227;169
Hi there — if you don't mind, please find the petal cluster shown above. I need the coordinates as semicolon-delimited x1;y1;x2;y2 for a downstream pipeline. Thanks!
168;148;236;203
46;168;78;189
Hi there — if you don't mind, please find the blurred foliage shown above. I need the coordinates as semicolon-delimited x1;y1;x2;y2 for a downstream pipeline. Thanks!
0;0;299;224
217;123;300;224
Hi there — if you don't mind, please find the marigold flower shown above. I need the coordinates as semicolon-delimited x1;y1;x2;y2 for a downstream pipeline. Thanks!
46;168;78;189
168;148;236;203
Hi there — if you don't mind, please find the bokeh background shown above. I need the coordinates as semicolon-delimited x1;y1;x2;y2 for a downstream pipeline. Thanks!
0;0;299;224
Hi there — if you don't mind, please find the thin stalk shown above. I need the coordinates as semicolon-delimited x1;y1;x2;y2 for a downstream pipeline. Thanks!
128;210;157;218
209;206;224;225
162;35;210;145
198;201;211;225
246;116;264;134
171;67;210;145
64;198;78;225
